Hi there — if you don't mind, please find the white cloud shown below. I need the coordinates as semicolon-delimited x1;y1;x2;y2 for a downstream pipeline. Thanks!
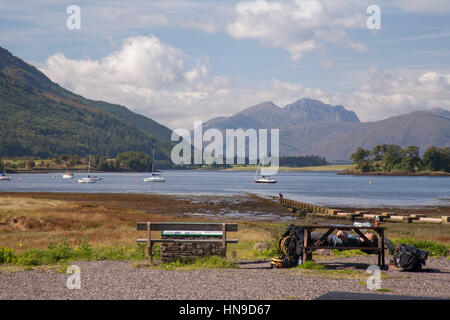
41;35;450;131
41;34;336;129
330;70;450;121
226;0;368;61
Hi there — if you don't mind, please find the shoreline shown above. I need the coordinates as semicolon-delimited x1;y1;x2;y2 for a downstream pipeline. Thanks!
338;170;450;177
1;191;449;215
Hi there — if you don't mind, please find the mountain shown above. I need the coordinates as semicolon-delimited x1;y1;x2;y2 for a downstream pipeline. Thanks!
0;46;173;159
203;99;450;161
205;99;359;131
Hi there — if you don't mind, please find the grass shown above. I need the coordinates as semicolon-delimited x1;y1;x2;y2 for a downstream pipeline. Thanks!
376;288;392;293
0;236;149;266
0;192;449;274
391;238;449;257
331;249;367;257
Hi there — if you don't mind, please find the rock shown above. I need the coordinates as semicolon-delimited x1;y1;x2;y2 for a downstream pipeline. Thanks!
315;249;331;256
253;243;271;252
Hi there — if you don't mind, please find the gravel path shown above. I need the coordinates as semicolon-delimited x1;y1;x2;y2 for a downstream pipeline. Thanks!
1;256;448;300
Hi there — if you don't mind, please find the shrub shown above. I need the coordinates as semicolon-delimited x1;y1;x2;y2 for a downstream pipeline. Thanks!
0;247;16;264
255;240;281;259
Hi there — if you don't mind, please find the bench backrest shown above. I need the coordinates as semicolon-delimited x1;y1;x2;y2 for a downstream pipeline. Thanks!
136;222;238;232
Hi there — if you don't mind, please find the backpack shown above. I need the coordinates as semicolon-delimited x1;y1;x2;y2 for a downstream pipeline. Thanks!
271;225;305;268
394;244;428;272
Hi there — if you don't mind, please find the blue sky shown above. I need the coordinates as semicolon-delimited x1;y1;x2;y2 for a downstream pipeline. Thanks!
1;0;449;129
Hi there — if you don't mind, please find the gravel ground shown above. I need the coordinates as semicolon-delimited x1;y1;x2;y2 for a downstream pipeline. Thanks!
1;255;448;300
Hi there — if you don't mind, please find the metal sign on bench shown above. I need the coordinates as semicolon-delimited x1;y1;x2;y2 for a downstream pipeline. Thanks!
136;222;238;264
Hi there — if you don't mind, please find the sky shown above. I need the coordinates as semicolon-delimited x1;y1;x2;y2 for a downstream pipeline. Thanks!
1;0;450;130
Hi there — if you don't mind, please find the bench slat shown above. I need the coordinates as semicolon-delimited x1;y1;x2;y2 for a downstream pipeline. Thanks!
137;238;238;243
303;246;381;251
137;222;238;232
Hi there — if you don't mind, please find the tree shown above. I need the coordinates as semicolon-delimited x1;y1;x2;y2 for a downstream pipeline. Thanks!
350;147;370;171
399;146;421;172
382;144;404;171
422;146;450;172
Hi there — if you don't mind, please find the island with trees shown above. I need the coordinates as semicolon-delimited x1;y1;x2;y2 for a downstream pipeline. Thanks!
341;144;450;176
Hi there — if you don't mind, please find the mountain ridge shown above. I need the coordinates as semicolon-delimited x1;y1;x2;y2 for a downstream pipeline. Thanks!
0;46;173;159
202;99;449;161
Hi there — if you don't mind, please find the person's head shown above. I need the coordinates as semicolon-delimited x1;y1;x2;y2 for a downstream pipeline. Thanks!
363;233;378;246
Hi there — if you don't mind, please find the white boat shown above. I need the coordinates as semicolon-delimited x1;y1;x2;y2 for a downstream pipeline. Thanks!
62;172;74;179
77;177;95;184
143;149;165;182
255;176;277;183
254;154;277;183
78;157;96;184
0;164;11;181
143;173;165;182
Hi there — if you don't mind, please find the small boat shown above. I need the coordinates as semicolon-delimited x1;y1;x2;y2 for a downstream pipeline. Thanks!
143;149;165;182
254;154;277;183
0;164;11;181
78;157;96;184
77;176;95;184
62;172;74;179
143;173;165;182
254;175;277;183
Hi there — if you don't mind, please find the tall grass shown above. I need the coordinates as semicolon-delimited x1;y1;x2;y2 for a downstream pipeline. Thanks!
0;235;150;266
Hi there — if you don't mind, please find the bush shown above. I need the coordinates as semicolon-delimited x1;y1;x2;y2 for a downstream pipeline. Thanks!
0;247;16;264
296;261;325;270
255;240;281;259
0;236;149;266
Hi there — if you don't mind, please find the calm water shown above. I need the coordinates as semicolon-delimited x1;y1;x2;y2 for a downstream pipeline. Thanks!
0;170;449;208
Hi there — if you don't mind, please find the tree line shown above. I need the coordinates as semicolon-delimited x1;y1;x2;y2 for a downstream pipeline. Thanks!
0;151;175;172
350;145;450;173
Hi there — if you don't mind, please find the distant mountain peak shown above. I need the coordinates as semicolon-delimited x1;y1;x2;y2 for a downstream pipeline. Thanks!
283;98;360;123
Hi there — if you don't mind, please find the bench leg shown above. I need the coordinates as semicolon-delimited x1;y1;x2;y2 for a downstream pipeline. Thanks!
303;229;310;263
147;222;152;265
148;242;153;265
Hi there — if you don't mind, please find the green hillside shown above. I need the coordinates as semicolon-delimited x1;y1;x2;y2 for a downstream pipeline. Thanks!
0;47;173;159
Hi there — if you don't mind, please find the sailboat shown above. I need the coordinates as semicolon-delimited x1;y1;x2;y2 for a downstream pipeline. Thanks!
143;150;165;182
62;164;74;179
0;164;11;181
62;172;74;179
77;157;95;183
254;155;277;184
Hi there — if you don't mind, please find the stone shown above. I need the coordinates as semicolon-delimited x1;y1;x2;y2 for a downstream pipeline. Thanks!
253;243;271;252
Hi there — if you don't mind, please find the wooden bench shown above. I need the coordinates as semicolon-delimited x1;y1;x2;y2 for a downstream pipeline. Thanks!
301;224;386;268
136;222;238;264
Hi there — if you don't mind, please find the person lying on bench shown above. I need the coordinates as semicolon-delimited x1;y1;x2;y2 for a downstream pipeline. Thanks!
310;230;378;252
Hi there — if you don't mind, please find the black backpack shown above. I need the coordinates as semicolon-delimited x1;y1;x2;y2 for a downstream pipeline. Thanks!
394;244;428;272
271;225;305;268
